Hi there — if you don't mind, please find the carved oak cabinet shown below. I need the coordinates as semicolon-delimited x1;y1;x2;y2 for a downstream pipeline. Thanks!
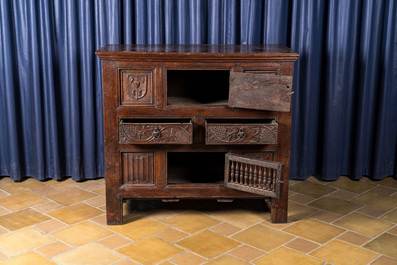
96;45;299;225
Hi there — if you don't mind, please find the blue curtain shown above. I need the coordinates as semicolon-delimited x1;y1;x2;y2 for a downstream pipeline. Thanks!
1;0;396;181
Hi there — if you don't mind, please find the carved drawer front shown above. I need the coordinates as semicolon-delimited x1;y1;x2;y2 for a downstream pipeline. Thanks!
225;153;283;198
205;120;278;145
119;120;193;144
122;153;154;185
121;70;154;106
229;72;293;112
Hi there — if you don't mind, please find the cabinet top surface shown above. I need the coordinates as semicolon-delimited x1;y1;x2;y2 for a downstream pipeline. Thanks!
96;44;299;61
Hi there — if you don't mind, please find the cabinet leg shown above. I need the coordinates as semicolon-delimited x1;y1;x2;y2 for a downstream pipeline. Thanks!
106;199;123;225
270;198;288;223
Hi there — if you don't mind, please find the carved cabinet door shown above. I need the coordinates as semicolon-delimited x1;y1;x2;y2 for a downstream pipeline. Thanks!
224;153;284;198
228;72;293;112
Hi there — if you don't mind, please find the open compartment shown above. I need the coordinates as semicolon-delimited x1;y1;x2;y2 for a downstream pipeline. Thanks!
167;70;229;105
167;152;226;184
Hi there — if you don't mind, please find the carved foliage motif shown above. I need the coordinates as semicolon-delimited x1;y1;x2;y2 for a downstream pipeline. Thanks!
206;124;277;145
120;123;193;144
122;153;154;185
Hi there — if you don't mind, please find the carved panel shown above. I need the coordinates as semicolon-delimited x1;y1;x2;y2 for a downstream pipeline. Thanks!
229;72;293;112
122;153;154;185
121;71;153;106
224;153;283;198
206;123;277;145
120;122;193;144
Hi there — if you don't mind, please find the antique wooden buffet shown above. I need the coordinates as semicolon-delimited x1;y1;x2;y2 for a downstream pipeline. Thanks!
96;45;299;225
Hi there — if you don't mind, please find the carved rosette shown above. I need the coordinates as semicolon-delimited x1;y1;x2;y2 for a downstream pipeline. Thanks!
119;123;193;144
206;124;277;145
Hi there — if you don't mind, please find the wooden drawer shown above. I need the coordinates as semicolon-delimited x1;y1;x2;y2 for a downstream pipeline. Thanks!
205;120;278;145
119;120;193;144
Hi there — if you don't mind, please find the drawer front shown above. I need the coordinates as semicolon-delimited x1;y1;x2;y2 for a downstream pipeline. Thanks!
120;70;154;106
205;122;278;145
119;122;193;144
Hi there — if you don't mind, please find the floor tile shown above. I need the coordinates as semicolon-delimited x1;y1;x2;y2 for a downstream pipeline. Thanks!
328;177;376;193
0;251;56;265
309;196;362;215
371;255;397;265
212;209;269;228
373;177;397;189
0;208;50;231
0;227;54;256
0;228;7;236
290;181;336;198
388;226;397;236
117;237;184;265
84;196;105;207
352;192;397;211
228;245;265;261
370;186;397;196
51;221;113;247
334;213;394;237
364;233;397;259
381;209;397;223
90;214;107;226
284;218;345;244
0;207;10;216
47;203;103;224
311;240;379;265
210;222;242;236
0;251;7;261
36;241;73;258
109;216;169;240
93;188;106;196
287;201;317;222
98;234;132;249
45;187;97;206
357;206;388;218
330;189;358;200
253;247;323;265
142;209;178;221
170;252;207;265
45;178;79;190
76;180;105;191
163;211;220;233
0;178;32;194
178;230;241;259
289;193;317;204
35;219;68;234
32;201;62;213
285;238;321;253
337;231;372;246
310;210;342;223
115;260;140;265
206;255;250;265
30;185;60;196
261;220;292;230
232;224;294;252
0;190;9;199
53;243;124;265
0;190;48;211
156;228;189;242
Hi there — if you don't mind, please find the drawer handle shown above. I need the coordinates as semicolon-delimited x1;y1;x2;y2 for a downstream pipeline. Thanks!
152;127;161;138
237;128;246;139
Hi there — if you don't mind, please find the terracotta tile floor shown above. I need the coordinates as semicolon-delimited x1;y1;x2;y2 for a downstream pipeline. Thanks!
0;176;396;265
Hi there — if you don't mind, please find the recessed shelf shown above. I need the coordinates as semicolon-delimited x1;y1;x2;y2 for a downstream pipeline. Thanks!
167;70;229;106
